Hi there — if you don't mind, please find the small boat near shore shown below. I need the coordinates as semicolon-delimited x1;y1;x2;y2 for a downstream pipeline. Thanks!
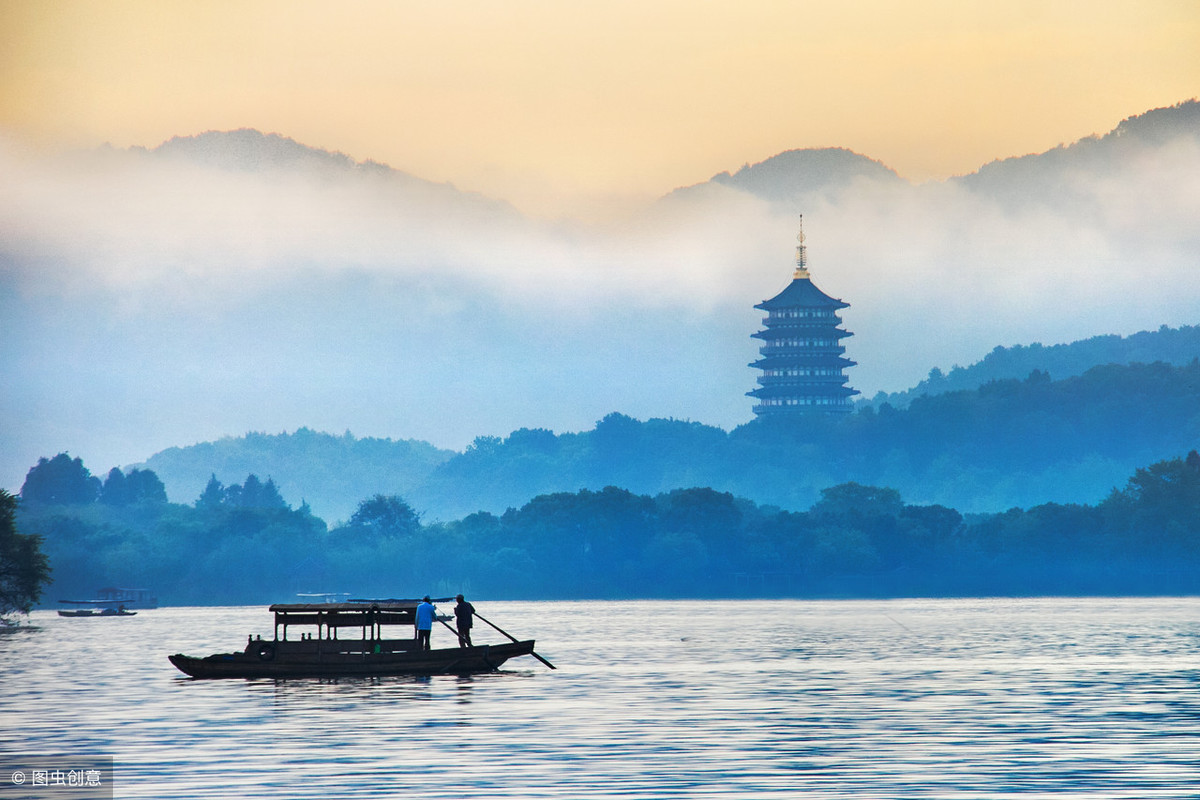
58;606;137;617
168;598;551;679
58;587;157;614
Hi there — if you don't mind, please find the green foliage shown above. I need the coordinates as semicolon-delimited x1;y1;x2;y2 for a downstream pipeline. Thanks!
143;428;453;523
100;467;167;506
342;495;421;538
194;473;288;510
127;356;1200;523
20;453;101;505
0;490;51;615
812;483;904;519
197;474;225;509
397;361;1200;519
866;325;1200;410
14;449;1200;603
22;482;327;606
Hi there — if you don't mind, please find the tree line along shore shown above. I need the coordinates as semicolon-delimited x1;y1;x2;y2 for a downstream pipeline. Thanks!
5;447;1199;611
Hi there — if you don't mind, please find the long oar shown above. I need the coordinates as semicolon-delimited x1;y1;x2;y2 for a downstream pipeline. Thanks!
436;617;467;645
475;612;556;670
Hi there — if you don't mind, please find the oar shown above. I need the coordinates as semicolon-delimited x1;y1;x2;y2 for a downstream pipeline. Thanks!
475;612;556;670
437;617;461;640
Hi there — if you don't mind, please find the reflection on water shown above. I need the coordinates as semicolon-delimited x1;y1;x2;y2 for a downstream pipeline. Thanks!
2;598;1199;798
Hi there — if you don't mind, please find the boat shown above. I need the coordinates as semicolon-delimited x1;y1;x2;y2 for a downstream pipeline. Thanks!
168;598;551;678
58;587;157;611
57;605;137;617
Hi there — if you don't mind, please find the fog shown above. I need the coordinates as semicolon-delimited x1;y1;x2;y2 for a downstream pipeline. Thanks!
3;120;1198;494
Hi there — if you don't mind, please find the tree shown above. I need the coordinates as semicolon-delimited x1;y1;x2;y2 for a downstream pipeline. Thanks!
346;495;421;538
102;467;167;506
100;468;129;506
811;482;904;519
222;474;288;509
20;453;101;505
125;468;168;504
196;474;225;509
0;490;51;616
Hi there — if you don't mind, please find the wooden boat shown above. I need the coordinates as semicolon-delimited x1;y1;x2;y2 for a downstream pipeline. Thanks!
168;599;546;679
59;587;157;611
57;606;137;617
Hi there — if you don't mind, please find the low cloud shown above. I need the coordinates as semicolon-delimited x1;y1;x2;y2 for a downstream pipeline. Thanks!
2;127;1198;492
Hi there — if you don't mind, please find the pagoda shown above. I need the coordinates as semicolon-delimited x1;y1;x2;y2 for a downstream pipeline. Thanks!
747;217;858;415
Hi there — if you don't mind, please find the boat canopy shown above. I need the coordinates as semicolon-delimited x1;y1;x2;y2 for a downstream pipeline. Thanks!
266;599;453;641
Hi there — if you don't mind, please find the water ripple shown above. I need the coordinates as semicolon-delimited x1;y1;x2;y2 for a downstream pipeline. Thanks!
2;598;1199;798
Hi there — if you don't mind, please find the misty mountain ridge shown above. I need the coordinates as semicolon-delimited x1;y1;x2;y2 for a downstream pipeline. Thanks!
141;428;454;525
958;99;1200;203
864;323;1200;410
666;147;902;205
6;98;1198;499
136;322;1200;523
134;127;523;219
118;98;1199;216
669;99;1199;208
149;128;372;174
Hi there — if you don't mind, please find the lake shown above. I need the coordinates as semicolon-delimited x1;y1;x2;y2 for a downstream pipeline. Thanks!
2;598;1199;798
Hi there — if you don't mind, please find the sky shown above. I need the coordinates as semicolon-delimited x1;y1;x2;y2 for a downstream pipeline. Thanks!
2;0;1197;218
1;1;1199;498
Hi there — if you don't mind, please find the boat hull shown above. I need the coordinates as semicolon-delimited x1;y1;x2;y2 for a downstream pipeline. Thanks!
168;640;537;679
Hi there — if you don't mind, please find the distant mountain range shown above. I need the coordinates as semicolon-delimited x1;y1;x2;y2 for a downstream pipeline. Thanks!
7;98;1198;506
128;99;1200;213
139;127;524;221
139;321;1200;522
864;324;1200;409
666;99;1200;209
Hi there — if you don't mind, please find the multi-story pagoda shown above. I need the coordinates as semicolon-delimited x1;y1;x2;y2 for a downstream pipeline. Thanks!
748;217;858;415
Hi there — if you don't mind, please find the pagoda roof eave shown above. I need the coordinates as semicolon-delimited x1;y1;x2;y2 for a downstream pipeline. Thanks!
750;356;857;369
752;329;854;341
755;277;849;310
748;386;861;399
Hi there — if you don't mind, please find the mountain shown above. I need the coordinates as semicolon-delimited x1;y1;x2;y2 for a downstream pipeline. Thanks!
863;324;1200;409
140;429;454;524
664;146;901;206
128;356;1200;523
150;128;371;173
958;99;1200;202
404;361;1200;519
140;127;523;218
5;100;1199;501
665;99;1200;208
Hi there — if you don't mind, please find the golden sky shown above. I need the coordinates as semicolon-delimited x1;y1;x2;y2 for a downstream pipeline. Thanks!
2;0;1197;216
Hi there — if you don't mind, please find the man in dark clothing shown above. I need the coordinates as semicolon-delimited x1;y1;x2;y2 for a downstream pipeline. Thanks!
454;594;475;648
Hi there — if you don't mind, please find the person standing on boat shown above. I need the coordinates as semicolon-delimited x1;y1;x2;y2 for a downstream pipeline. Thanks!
454;594;475;648
415;596;436;651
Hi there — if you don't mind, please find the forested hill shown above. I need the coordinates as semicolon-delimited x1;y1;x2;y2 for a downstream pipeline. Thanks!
414;360;1200;519
141;429;454;524
138;360;1200;522
862;324;1200;409
20;450;1200;605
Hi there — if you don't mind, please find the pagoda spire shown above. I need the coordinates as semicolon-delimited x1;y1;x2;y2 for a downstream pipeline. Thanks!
793;215;809;279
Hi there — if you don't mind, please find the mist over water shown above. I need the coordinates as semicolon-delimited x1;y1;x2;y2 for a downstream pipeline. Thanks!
3;598;1199;798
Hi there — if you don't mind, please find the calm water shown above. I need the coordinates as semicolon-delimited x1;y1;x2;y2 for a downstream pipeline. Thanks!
2;598;1199;798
